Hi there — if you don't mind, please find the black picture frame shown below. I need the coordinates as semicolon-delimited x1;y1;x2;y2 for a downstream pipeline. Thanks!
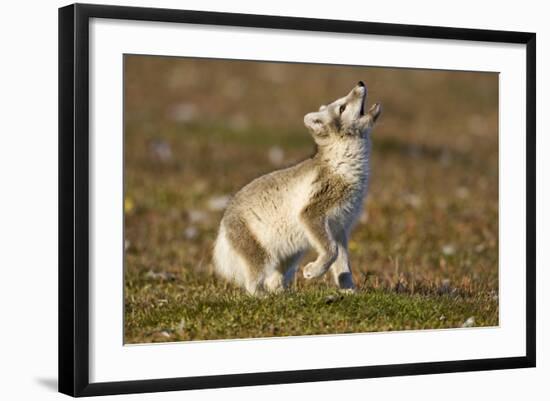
58;3;536;397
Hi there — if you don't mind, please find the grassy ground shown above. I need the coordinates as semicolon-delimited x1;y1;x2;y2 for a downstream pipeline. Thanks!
124;56;499;343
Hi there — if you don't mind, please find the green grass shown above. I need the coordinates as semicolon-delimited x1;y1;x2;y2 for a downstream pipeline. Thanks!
125;270;498;343
124;56;499;343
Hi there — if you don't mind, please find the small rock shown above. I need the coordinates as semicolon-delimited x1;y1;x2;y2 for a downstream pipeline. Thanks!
441;244;456;256
188;209;208;224
191;179;209;194
439;150;452;166
268;146;285;166
207;195;231;211
475;243;486;253
124;239;131;251
149;139;172;162
395;279;408;293
184;226;198;240
438;279;452;294
325;294;344;304
168;102;197;123
456;187;470;199
145;270;176;281
404;193;422;209
462;317;476;328
229;113;250;131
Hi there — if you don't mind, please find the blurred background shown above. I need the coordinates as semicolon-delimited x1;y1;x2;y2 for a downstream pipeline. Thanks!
124;55;498;343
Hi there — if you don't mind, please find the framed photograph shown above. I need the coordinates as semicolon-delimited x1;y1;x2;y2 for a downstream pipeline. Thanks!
58;3;536;397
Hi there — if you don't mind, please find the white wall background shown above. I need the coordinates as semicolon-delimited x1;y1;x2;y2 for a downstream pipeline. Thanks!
0;0;546;400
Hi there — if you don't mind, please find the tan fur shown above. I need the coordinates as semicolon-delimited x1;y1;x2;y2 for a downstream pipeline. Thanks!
213;82;381;295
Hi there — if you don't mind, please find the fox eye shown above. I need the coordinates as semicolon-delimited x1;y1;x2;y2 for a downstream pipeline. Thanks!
339;104;346;114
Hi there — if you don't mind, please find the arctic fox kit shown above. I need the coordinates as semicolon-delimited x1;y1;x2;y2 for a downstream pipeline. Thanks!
213;81;381;295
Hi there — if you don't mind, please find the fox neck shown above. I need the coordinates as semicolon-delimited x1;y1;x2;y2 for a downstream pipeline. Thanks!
315;137;371;186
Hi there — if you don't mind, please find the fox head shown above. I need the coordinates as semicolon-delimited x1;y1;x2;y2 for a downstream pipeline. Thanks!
304;81;381;145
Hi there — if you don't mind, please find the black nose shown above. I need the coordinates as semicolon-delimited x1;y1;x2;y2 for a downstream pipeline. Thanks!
357;81;365;87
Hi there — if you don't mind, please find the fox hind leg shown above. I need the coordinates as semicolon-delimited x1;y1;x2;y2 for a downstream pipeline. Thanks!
264;269;284;293
223;215;273;295
264;252;304;293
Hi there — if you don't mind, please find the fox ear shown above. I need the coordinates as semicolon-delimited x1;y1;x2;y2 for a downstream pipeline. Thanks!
367;102;382;123
304;112;327;137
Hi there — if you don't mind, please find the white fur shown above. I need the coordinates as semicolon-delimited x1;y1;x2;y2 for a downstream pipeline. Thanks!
213;225;246;286
213;83;381;294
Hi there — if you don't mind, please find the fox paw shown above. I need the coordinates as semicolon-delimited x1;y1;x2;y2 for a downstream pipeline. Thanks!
303;262;326;279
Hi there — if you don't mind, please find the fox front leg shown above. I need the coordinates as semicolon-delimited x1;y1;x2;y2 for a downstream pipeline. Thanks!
329;231;356;292
301;215;338;279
